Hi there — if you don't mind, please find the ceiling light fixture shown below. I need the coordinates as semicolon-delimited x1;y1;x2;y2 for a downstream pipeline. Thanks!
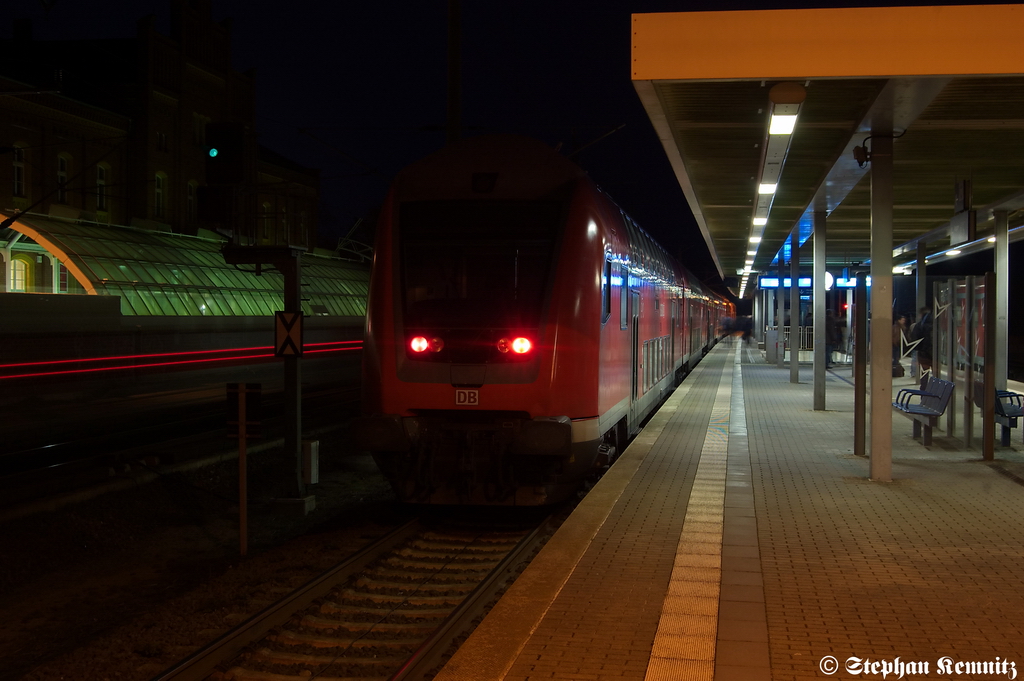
748;82;805;275
769;114;798;135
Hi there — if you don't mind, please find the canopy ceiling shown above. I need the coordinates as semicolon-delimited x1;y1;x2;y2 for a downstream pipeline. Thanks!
632;4;1024;296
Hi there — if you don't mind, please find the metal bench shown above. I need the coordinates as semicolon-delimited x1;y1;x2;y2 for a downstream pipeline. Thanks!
972;383;1024;446
892;377;955;445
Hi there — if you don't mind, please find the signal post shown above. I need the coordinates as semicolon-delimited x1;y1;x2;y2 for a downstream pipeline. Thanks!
203;121;313;512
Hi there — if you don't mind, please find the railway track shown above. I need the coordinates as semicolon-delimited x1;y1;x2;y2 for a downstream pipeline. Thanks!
153;515;550;681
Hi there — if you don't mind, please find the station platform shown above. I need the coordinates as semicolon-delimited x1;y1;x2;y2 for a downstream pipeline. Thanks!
434;340;1024;681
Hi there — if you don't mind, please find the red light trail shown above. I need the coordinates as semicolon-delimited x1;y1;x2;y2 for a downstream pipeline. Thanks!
0;340;362;380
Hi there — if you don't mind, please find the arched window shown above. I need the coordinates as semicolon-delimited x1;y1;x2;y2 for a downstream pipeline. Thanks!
13;145;26;197
57;154;70;204
96;164;109;211
11;258;29;292
154;172;166;218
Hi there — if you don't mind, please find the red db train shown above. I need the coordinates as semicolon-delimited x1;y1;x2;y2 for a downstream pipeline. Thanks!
352;135;733;505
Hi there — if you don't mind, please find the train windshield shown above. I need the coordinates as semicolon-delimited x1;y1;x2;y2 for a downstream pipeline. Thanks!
399;200;563;328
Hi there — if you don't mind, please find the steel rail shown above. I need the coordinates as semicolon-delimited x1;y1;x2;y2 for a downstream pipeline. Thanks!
149;519;421;681
389;515;553;681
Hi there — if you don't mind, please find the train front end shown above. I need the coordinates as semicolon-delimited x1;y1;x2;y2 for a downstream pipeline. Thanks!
353;136;606;505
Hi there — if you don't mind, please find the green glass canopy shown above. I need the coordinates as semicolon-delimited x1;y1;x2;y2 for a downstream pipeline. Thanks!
3;212;369;317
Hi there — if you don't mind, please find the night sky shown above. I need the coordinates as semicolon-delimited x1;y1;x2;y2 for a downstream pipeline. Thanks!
6;0;1011;293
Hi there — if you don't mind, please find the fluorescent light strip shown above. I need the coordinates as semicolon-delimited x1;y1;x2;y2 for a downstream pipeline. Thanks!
769;114;798;135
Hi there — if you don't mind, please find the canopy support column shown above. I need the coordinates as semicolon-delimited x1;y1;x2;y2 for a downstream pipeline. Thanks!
777;249;785;369
869;127;894;482
995;210;1009;391
791;233;800;383
813;211;826;409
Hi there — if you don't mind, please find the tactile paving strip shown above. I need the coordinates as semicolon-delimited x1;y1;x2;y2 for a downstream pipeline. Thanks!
644;345;733;681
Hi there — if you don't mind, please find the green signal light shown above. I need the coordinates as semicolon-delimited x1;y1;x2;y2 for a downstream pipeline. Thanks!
208;148;219;158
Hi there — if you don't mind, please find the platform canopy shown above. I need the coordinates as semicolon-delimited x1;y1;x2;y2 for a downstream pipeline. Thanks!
631;4;1024;295
2;212;368;317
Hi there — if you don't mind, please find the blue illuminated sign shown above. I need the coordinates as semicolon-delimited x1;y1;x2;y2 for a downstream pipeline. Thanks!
759;275;868;289
758;277;812;288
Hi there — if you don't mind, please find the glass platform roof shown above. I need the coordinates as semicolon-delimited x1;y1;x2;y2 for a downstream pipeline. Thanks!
3;213;369;317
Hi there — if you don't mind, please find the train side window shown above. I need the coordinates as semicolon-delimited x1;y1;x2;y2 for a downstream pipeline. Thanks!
620;264;628;330
602;257;612;323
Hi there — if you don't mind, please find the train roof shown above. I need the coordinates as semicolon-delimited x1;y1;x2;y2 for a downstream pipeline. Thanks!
394;135;586;202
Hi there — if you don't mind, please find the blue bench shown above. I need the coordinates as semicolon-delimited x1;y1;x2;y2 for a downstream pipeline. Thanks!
893;377;955;445
973;383;1024;446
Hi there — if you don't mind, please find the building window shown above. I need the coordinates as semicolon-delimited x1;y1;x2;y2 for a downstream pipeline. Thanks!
193;113;210;146
262;202;271;239
157;131;168;152
57;155;69;203
59;263;69;293
96;165;107;211
187;182;196;222
13;146;25;197
154;173;165;218
11;258;28;292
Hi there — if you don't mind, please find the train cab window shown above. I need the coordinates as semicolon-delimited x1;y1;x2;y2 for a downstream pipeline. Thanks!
399;199;563;329
602;257;611;323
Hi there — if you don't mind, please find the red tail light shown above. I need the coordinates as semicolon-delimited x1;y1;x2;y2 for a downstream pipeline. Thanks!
498;336;533;354
410;336;444;353
511;337;532;354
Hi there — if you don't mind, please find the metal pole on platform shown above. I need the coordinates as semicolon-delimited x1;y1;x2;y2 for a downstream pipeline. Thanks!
964;275;975;450
753;290;761;343
983;271;996;460
995;210;1009;391
943;278;957;438
777;244;785;369
854;277;867;457
916;241;927;380
813;211;826;410
790;232;800;384
869;128;894;482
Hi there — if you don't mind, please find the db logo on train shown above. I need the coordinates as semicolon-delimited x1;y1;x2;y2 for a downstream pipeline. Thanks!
455;389;479;406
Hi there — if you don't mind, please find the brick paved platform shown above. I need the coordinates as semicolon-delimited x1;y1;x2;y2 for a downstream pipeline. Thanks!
434;340;1024;681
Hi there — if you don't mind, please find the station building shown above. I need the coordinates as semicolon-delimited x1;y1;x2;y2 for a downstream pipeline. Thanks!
0;0;366;319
